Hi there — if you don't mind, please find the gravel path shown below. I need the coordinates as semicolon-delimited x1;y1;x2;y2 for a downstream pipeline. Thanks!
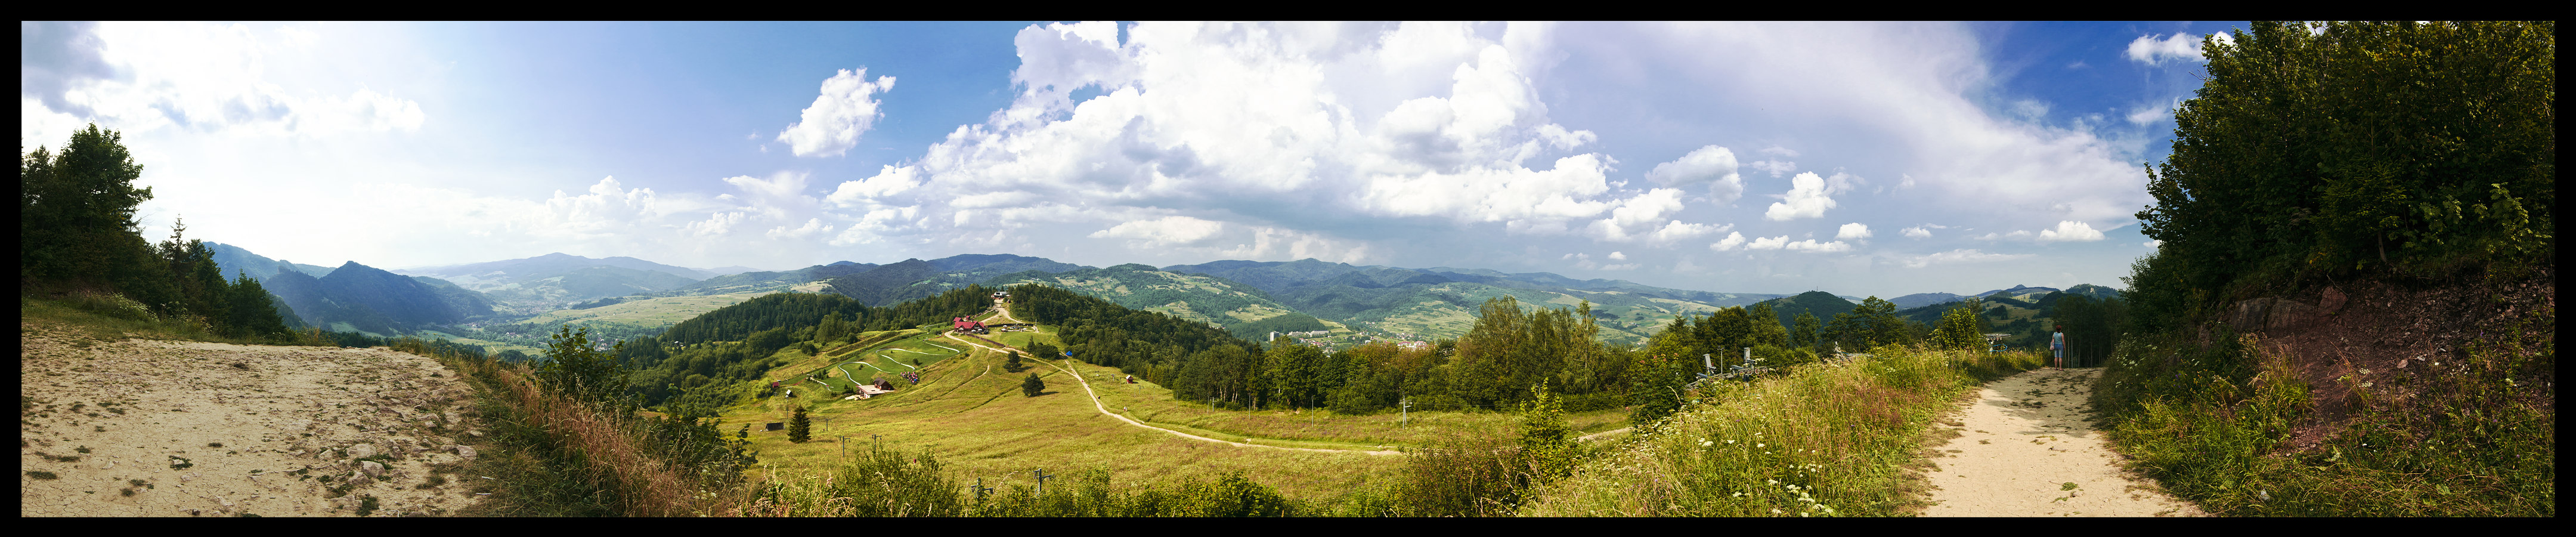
1920;368;2203;517
20;325;487;517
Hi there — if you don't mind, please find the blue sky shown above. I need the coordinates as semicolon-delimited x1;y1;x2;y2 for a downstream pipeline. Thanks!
21;21;2246;298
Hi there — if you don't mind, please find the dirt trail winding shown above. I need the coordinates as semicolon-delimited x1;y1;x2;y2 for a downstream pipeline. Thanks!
942;310;1398;456
1920;368;2203;517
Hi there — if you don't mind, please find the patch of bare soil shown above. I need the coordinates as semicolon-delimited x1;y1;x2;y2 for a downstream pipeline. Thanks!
20;323;488;517
2224;268;2555;450
1920;368;2203;517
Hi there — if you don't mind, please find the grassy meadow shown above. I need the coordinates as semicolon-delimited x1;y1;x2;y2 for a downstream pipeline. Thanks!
713;329;1407;502
1517;347;2042;517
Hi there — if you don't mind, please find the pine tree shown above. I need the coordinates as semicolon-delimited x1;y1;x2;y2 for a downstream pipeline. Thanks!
787;406;812;443
1005;351;1024;372
1021;372;1046;397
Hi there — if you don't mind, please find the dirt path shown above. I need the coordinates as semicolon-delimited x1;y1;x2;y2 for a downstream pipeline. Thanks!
20;324;488;517
942;317;1398;456
1919;368;2203;517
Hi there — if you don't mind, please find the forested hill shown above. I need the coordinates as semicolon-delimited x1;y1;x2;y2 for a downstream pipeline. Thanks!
261;261;497;335
982;263;1322;341
205;242;335;280
609;286;1001;409
1160;258;1781;345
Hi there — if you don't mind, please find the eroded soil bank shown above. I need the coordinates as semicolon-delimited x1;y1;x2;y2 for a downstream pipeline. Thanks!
1919;368;2203;517
20;323;488;517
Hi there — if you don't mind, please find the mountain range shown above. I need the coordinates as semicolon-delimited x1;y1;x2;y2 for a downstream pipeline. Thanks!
205;243;2120;345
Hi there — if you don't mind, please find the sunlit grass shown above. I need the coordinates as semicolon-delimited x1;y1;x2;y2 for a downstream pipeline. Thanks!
1518;347;2040;517
716;340;1404;502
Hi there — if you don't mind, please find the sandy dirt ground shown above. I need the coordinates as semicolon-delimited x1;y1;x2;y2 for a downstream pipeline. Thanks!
20;323;488;517
1920;368;2205;517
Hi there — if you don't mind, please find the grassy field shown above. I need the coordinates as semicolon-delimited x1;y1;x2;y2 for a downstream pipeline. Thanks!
1518;347;2044;517
713;334;1406;501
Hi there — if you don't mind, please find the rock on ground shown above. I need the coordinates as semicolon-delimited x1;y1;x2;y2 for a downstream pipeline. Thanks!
19;324;489;517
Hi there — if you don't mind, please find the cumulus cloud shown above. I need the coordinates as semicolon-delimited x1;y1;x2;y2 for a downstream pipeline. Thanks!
2036;220;2105;243
20;21;425;141
1900;248;2033;268
1901;226;1931;238
1837;223;1872;240
777;68;897;157
1764;172;1837;221
1587;188;1720;243
2125;33;2225;65
1740;234;1852;252
1644;145;1745;203
789;21;1716;266
1710;232;1748;251
1088;215;1228;248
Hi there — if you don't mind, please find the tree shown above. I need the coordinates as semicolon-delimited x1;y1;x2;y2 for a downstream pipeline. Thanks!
1518;379;1575;481
1021;372;1046;397
2136;21;2555;308
787;406;812;443
1004;350;1026;372
222;271;294;340
1790;311;1821;354
537;326;631;411
1928;298;1989;352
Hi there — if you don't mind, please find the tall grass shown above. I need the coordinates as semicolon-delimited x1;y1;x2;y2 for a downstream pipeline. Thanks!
1515;347;2040;517
736;448;1298;517
2092;310;2555;516
21;291;315;346
395;340;753;517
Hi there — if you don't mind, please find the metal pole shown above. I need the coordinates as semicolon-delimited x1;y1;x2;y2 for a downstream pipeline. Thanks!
1033;468;1054;496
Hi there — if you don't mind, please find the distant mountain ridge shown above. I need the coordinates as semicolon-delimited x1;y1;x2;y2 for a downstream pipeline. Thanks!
264;261;497;335
205;242;335;280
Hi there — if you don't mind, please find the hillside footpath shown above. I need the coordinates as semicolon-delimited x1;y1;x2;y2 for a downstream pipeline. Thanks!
1920;368;2201;517
20;323;487;517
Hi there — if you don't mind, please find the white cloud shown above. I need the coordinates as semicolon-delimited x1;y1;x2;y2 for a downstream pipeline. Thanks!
765;218;836;239
2126;98;2175;126
1607;251;1627;260
20;21;425;141
1644;145;1745;203
777;67;897;157
1747;158;1797;177
2144;239;2162;248
1837;223;1872;240
825;165;924;208
1900;226;1931;238
2036;220;2105;243
1758;145;1799;158
1785;239;1852;252
2124;33;2222;66
1710;232;1748;251
1900;248;2033;268
1087;215;1226;248
1764;172;1837;221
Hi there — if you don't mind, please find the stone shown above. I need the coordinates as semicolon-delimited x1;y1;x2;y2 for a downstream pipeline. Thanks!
347;443;379;459
452;445;478;461
360;461;388;477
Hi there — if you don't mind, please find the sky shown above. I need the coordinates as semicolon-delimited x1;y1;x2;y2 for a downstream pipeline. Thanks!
21;21;2248;298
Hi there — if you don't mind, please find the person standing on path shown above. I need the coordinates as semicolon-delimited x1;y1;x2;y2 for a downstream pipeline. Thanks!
2051;325;2066;369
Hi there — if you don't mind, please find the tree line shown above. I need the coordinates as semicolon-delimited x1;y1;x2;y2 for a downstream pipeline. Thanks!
21;125;300;341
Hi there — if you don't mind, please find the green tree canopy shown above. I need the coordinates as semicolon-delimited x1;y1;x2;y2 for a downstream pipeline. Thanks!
2135;21;2553;321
